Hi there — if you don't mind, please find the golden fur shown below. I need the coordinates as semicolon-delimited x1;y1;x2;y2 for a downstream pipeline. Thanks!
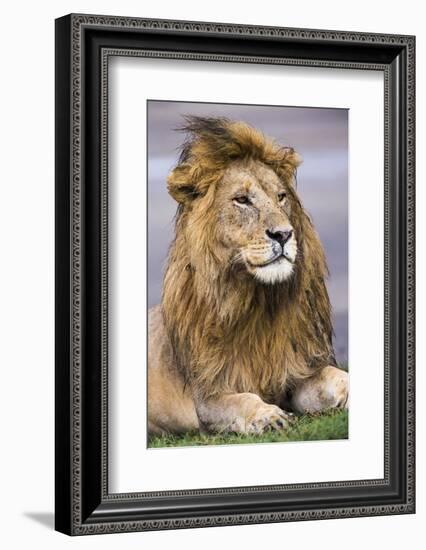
161;116;336;406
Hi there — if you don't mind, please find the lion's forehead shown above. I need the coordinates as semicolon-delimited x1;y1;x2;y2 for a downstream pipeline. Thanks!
221;159;283;196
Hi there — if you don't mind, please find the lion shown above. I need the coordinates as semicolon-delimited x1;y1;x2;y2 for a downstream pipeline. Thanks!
148;116;348;436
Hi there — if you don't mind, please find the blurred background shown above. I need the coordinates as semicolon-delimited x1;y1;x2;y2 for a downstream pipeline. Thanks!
147;101;348;364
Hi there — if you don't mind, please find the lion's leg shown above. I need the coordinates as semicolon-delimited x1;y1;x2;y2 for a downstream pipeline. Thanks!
148;365;199;435
290;365;348;414
196;393;294;435
148;305;199;435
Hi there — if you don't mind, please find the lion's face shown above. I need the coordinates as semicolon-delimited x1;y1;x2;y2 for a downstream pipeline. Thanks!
167;117;303;286
207;159;297;284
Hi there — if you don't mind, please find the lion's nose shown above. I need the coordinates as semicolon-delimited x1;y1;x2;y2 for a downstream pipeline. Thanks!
266;228;293;246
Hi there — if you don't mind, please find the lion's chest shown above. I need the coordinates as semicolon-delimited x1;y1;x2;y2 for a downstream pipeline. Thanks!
204;327;292;401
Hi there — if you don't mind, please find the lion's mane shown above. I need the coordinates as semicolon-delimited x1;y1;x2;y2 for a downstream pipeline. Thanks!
162;116;336;402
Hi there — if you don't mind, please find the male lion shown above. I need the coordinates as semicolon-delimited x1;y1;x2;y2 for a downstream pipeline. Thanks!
148;116;348;436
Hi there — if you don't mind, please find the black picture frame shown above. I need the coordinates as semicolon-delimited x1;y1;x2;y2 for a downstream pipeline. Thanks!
55;13;415;535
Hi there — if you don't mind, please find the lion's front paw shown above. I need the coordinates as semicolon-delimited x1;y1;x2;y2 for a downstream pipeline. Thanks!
246;404;294;434
291;366;349;414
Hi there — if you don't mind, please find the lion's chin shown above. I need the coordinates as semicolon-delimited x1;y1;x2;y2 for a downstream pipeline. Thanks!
251;257;295;284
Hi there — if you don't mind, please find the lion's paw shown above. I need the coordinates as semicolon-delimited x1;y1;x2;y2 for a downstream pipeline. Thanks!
246;404;294;434
291;366;349;414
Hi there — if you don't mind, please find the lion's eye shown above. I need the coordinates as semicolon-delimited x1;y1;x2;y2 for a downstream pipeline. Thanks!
234;196;251;205
278;192;286;202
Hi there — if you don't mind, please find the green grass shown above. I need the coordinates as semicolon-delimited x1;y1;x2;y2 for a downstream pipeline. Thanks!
148;408;348;448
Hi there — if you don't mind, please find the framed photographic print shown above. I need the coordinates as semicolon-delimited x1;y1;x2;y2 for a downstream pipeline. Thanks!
55;14;415;535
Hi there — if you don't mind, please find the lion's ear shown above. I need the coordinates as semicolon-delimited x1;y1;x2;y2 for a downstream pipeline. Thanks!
278;148;302;186
167;164;200;204
283;148;303;170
